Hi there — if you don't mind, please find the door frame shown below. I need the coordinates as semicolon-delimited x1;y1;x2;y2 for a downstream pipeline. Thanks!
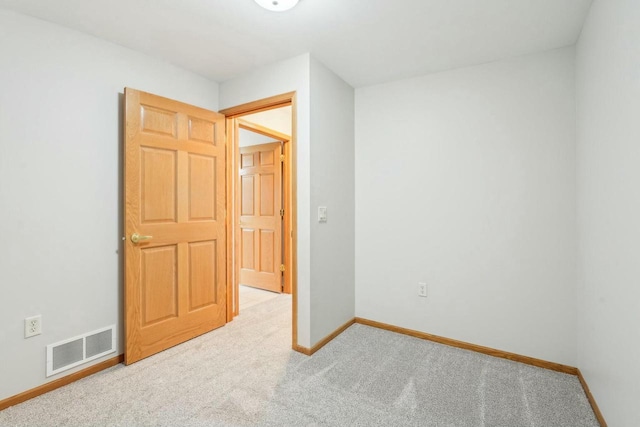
220;92;298;350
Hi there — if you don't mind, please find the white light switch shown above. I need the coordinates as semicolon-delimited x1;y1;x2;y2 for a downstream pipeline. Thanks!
318;206;327;223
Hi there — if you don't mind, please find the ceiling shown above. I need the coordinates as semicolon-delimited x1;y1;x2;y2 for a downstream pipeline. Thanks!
0;0;593;87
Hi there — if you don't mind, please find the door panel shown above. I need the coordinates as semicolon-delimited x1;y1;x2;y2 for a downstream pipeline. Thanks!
260;174;275;215
237;142;282;293
125;88;226;365
241;176;255;215
260;230;275;273
140;105;177;137
188;116;217;145
141;147;177;223
188;240;218;311
141;245;178;325
188;154;216;221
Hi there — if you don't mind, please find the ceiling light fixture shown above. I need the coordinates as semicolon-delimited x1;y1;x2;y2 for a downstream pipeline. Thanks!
254;0;299;12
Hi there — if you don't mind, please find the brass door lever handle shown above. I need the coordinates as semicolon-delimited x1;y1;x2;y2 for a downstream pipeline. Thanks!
131;233;153;243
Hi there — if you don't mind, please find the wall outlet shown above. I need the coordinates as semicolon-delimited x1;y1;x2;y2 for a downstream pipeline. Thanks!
25;315;42;338
418;282;427;297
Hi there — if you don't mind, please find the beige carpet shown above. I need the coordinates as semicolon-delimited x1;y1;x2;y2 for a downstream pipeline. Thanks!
238;285;280;311
0;294;598;426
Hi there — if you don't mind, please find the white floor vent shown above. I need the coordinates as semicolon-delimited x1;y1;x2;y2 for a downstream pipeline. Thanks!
46;325;116;377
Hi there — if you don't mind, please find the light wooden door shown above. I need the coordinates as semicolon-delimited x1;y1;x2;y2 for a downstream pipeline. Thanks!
124;88;226;365
237;142;283;293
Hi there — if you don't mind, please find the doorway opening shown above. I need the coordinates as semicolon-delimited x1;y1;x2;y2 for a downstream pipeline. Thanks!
221;92;298;350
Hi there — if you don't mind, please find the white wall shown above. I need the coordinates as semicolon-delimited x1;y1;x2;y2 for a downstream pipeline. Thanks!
355;48;577;365
238;128;277;148
243;106;292;136
220;54;313;347
0;10;219;402
309;58;355;344
239;106;292;147
576;0;640;424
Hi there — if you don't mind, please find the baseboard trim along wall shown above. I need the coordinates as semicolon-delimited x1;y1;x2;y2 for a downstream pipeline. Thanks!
577;368;608;427
355;317;576;373
292;318;356;356
355;317;607;427
0;354;124;411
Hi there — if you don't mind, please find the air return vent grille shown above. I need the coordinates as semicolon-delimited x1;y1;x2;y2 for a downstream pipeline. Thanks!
46;325;116;377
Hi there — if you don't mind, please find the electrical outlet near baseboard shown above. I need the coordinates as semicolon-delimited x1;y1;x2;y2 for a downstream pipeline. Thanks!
418;282;427;297
25;315;42;338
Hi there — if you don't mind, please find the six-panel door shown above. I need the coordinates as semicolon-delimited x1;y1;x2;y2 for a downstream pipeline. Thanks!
124;88;226;364
237;142;282;293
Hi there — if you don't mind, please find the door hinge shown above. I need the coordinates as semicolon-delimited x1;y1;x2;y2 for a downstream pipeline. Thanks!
280;208;285;218
279;264;285;272
280;154;285;162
